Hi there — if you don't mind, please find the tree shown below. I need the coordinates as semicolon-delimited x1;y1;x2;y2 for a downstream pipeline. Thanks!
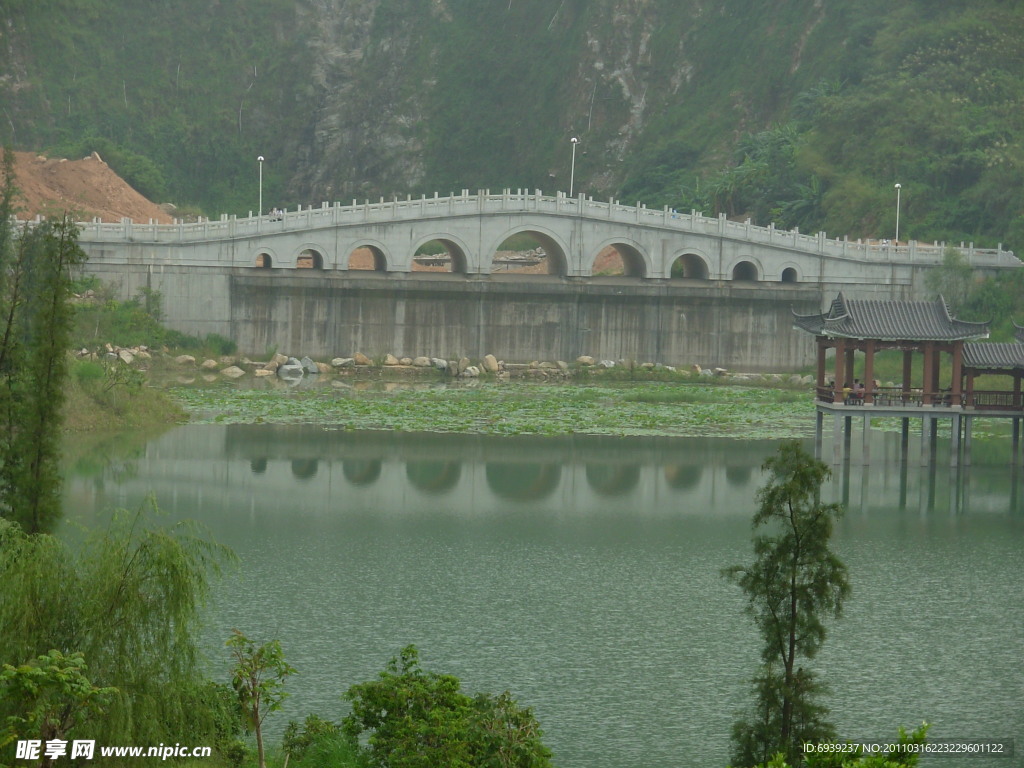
0;650;116;768
0;506;235;752
226;630;296;768
0;148;88;534
723;442;850;767
343;645;552;768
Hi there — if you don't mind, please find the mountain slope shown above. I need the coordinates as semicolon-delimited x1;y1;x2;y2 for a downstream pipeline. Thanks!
0;0;1020;249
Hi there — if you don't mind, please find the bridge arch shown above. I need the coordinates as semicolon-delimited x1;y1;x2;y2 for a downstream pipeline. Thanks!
590;238;650;278
729;257;763;282
485;462;561;501
406;460;462;494
343;238;391;271
291;242;328;270
585;463;641;496
251;247;278;269
669;250;711;280
411;234;473;274
485;226;570;277
779;263;801;283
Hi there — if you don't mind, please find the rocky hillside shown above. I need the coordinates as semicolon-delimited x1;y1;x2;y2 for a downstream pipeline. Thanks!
1;1;1021;249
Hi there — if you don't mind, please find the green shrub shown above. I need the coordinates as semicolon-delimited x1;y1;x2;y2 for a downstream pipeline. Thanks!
71;359;105;385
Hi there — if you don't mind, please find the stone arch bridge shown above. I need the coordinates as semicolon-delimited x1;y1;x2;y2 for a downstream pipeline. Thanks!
70;191;1020;369
75;189;1017;282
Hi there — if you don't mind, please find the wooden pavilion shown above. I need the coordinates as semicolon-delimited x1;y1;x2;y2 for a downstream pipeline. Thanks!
793;293;1023;466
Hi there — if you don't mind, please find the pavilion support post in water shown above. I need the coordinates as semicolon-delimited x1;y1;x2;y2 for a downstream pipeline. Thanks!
923;415;931;467
950;412;961;468
964;416;974;467
815;410;824;459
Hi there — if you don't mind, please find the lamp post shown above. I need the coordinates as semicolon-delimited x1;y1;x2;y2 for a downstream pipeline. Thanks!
569;137;579;197
894;182;901;243
258;156;265;216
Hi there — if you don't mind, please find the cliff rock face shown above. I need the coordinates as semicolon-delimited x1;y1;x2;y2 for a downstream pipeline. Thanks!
281;0;829;201
288;0;435;199
285;0;707;199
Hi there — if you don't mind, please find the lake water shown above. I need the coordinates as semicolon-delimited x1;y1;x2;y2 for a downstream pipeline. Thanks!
61;424;1024;767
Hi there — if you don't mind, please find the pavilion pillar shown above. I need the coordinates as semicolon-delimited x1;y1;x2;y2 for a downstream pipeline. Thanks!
863;340;876;405
950;342;963;406
845;345;856;386
922;343;934;405
902;350;913;403
966;371;976;408
1015;372;1022;409
833;339;846;404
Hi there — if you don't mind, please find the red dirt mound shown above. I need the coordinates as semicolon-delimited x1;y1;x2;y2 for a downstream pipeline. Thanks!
8;150;173;224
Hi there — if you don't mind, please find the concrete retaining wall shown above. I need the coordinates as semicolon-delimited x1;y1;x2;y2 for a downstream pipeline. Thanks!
84;264;839;370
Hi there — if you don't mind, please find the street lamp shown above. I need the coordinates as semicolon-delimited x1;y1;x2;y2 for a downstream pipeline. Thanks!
569;137;579;197
258;156;265;217
894;182;901;243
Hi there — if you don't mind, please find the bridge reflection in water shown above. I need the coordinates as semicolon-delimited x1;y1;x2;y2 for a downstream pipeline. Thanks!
64;424;1024;522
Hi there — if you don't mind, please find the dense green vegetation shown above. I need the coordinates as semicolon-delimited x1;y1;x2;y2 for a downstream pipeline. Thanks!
1;1;1020;252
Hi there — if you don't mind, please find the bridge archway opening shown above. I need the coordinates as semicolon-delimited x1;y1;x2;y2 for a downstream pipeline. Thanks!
406;461;462;494
664;464;701;490
493;233;566;276
725;465;753;487
485;462;561;502
297;249;324;269
491;233;546;274
731;260;759;281
585;464;640;496
291;458;319;480
781;267;798;283
590;245;646;277
255;252;273;268
412;239;468;273
343;458;383;486
347;246;388;271
670;254;709;280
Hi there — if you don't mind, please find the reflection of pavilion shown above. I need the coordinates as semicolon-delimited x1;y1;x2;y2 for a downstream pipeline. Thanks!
795;293;1024;466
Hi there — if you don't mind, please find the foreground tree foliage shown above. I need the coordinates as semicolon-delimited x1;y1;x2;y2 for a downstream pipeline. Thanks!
227;630;296;768
0;506;237;761
343;645;552;768
0;149;86;534
724;442;850;767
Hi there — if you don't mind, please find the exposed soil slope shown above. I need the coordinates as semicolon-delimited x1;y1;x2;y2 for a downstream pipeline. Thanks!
10;151;172;223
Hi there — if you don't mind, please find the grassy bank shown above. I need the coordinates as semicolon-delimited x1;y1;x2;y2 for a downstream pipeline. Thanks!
63;357;187;433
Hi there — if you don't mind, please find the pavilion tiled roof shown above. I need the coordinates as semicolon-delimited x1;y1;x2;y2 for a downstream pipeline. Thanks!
963;342;1024;370
792;293;990;341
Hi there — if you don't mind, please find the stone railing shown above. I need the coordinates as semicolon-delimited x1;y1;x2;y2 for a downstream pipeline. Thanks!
19;189;1020;269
